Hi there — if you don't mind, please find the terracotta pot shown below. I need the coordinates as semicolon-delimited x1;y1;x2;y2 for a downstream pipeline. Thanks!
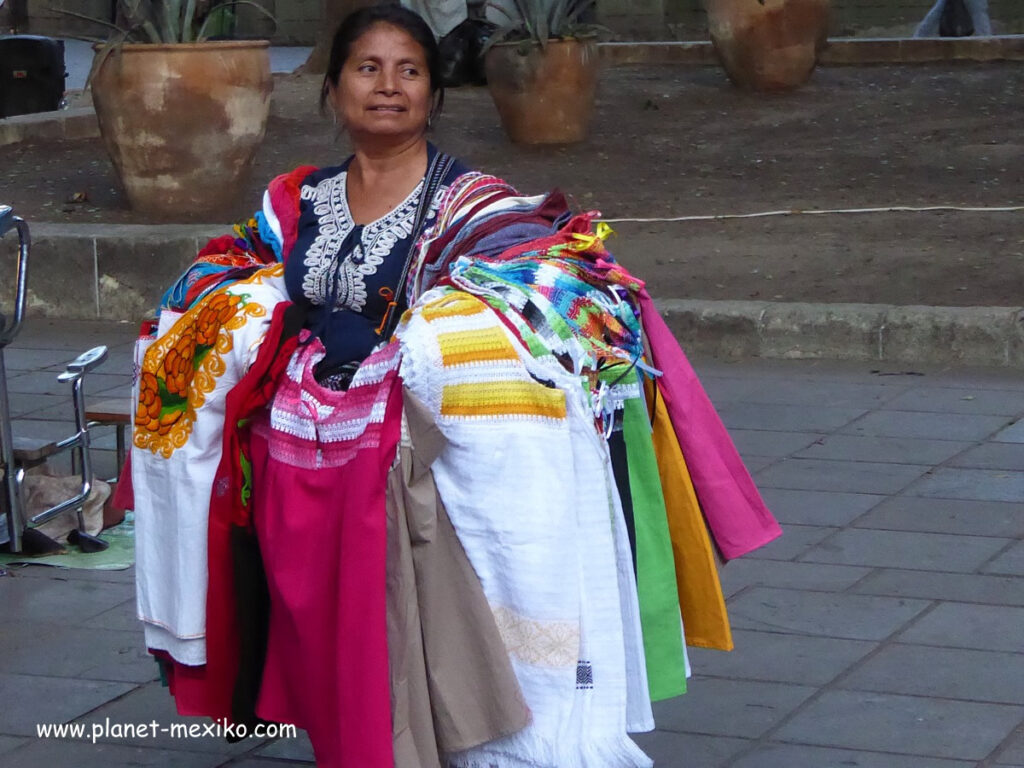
706;0;830;90
90;41;272;220
484;39;598;145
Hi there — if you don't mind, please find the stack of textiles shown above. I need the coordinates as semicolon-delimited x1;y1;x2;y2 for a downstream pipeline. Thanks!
129;168;781;768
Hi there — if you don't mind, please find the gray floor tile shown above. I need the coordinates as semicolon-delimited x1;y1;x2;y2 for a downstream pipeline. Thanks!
651;678;815;738
2;563;135;584
794;435;974;465
730;743;973;768
0;621;155;684
0;735;27;756
74;683;262;755
0;740;225;768
759;487;885;527
696;376;755;405
899;603;1024;653
948;443;1024;471
9;320;139;351
994;420;1024;444
4;393;66;419
741;455;778;473
906;468;1024;503
882;387;1024;416
983;542;1024;577
224;761;312;768
840;410;1011;441
840;644;1024;705
3;347;92;371
726;587;930;641
755;458;930;495
727;429;821;458
81;599;141;632
799;528;1011;572
903;370;1024;393
0;575;134;623
5;371;131;397
257;730;316;762
0;672;136;736
773;690;1024;760
744;524;837;561
851;569;1024;607
995;728;1024;764
688;630;875;686
853;497;1024;538
705;378;903;409
716;403;867;434
719;559;871;598
629;730;750;768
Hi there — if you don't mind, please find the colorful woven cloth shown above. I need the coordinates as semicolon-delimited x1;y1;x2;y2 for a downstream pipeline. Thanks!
399;290;653;768
133;265;288;665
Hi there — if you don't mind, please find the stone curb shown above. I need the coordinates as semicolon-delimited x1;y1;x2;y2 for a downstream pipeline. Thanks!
598;34;1024;66
658;299;1024;368
3;36;1021;149
4;226;1023;368
0;105;98;147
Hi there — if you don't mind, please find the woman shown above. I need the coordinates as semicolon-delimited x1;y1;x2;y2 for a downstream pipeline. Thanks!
132;6;780;768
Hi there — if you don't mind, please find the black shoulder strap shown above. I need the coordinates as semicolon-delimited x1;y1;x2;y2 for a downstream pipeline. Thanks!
377;151;455;340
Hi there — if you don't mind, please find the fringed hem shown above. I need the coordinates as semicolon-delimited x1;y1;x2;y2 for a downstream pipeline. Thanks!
447;735;652;768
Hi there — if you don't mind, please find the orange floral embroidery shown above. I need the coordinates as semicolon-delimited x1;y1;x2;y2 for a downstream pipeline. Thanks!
133;265;281;459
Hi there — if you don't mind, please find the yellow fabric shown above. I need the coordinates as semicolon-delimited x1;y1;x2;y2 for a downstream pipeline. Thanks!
438;326;519;367
441;380;566;420
647;379;734;651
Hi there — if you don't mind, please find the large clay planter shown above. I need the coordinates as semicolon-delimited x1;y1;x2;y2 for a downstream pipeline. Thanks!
90;41;272;220
484;39;598;145
706;0;829;90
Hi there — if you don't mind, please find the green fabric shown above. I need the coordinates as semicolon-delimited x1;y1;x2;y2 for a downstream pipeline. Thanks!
622;392;687;700
0;512;135;571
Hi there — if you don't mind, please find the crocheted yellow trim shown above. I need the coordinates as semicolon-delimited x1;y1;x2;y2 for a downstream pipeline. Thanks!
441;380;566;420
438;326;519;367
420;291;487;321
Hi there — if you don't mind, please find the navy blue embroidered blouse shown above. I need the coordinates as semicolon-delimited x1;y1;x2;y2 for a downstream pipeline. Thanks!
285;145;469;372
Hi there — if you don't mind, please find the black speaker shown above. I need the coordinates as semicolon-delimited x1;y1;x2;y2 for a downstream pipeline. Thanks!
0;35;66;119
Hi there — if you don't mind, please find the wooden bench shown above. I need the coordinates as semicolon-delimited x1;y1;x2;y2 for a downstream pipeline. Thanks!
11;435;59;466
85;398;132;480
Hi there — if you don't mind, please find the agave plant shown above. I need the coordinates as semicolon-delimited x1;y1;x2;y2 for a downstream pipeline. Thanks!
486;0;600;49
59;0;275;44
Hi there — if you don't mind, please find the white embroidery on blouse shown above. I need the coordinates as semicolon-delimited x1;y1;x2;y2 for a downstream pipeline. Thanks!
299;171;445;314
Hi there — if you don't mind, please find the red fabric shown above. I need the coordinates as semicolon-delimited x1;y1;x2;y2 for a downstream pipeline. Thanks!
267;165;318;260
251;378;402;768
197;235;238;259
161;303;300;721
111;453;133;511
639;290;781;560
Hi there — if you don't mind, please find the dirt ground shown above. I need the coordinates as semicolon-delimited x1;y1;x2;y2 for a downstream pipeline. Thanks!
4;62;1023;306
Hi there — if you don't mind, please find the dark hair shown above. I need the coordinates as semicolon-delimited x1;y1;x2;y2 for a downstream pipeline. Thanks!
320;4;445;126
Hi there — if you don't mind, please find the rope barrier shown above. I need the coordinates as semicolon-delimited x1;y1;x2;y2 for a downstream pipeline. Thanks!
598;204;1024;224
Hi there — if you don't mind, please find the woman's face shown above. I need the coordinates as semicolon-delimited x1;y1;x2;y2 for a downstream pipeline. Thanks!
330;22;433;146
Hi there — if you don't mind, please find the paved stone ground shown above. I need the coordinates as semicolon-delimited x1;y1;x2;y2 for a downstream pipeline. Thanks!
1;320;1023;767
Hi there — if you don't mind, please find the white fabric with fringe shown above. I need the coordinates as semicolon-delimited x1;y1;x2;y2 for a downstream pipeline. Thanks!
398;289;653;768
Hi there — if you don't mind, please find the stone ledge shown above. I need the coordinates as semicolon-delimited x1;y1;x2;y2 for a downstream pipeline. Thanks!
658;299;1024;368
598;35;1024;67
6;225;1024;367
0;106;98;147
